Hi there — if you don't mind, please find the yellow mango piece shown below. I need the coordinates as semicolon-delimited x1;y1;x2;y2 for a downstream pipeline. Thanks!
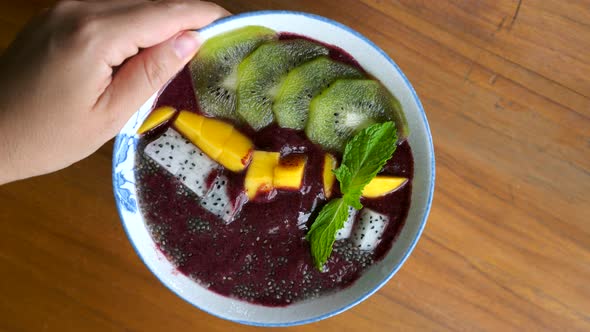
274;154;307;189
245;151;280;199
174;111;204;143
137;106;176;134
195;117;235;159
362;176;408;198
323;153;337;198
218;130;254;172
175;111;254;171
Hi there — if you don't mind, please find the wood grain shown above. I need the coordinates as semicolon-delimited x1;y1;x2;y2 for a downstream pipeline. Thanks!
1;1;588;331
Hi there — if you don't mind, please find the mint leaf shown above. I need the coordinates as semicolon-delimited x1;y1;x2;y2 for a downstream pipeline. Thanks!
335;122;397;208
332;164;352;200
306;198;349;269
307;122;399;270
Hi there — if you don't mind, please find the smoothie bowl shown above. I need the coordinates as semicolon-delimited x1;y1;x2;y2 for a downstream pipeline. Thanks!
113;11;434;326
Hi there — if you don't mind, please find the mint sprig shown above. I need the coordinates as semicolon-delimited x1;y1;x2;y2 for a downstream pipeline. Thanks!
335;121;398;209
305;198;350;270
307;122;398;270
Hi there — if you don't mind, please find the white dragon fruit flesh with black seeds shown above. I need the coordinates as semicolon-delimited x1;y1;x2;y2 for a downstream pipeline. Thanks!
144;128;219;197
144;128;192;174
174;144;219;197
351;208;389;251
201;174;242;223
335;206;357;240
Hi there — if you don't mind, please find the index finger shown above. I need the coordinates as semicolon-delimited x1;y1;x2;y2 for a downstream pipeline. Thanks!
99;0;230;66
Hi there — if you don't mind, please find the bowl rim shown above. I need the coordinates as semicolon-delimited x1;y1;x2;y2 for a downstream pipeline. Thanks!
112;9;435;327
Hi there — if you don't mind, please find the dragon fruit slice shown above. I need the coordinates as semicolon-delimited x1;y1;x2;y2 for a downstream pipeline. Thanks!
351;209;389;251
175;144;219;197
144;128;190;174
143;128;243;223
200;174;243;223
144;128;219;197
335;206;357;240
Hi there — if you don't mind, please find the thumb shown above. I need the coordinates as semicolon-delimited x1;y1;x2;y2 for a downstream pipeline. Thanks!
99;30;201;127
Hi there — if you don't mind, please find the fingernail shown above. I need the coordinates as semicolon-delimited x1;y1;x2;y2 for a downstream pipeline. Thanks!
173;31;202;59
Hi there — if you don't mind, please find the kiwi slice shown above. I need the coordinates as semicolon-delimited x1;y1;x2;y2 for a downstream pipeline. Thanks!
273;56;363;130
236;39;329;130
305;79;408;152
189;26;276;121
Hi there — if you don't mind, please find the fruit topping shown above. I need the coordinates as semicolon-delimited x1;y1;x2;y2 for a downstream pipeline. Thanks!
322;153;337;199
144;128;219;197
273;154;307;190
306;79;407;152
218;129;254;172
190;26;276;121
143;128;196;174
351;208;388;251
174;111;204;142
361;176;407;198
273;57;363;130
237;39;329;130
244;150;280;199
200;174;244;224
335;206;357;240
137;106;177;134
174;111;253;172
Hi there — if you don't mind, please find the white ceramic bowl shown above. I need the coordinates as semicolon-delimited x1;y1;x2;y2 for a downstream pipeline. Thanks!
113;10;435;327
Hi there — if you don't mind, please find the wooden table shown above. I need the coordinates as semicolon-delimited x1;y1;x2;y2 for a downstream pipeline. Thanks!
1;1;588;331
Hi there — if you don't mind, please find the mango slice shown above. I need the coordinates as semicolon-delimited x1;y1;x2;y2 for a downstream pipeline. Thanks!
174;111;204;142
137;106;176;134
274;154;307;189
322;153;337;198
361;176;408;198
195;117;234;159
174;111;253;172
245;151;280;199
218;130;254;172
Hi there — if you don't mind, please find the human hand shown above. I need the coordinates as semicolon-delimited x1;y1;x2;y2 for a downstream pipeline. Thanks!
0;0;229;184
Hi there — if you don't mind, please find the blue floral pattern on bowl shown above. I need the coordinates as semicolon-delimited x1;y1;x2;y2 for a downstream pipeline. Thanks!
112;96;156;215
113;134;138;213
